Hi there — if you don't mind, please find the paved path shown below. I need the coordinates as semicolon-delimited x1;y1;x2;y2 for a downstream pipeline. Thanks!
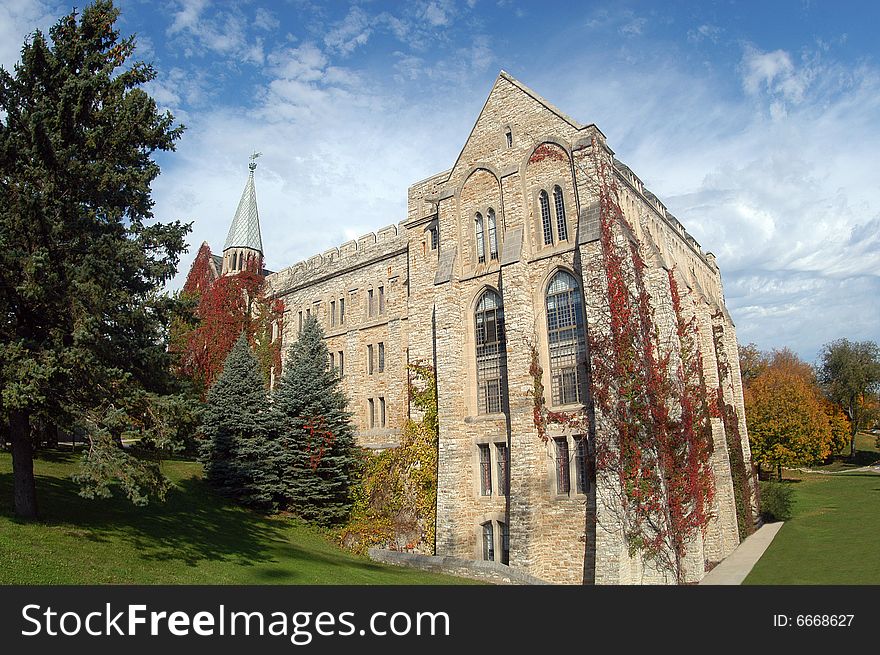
699;522;784;585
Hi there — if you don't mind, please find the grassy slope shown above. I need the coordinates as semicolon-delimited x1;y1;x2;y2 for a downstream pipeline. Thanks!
745;434;880;585
0;450;469;585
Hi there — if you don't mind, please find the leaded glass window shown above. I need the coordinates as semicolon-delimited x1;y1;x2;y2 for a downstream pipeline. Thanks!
540;190;552;245
475;289;507;414
475;213;486;263
488;208;498;261
555;437;570;494
496;442;509;497
482;522;494;561
479;444;491;496
546;271;587;405
554;186;568;241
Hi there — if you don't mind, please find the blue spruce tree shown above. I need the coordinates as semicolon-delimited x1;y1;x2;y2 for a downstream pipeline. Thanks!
272;315;356;525
200;333;278;508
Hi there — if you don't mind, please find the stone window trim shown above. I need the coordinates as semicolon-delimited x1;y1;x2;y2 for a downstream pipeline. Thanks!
545;432;591;499
474;437;510;498
471;205;503;269
543;268;588;409
475;513;509;565
425;220;439;251
475;212;486;264
478;443;492;496
533;182;574;250
474;287;508;416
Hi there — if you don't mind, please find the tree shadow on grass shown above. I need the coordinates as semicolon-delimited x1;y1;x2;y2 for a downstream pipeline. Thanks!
0;471;286;569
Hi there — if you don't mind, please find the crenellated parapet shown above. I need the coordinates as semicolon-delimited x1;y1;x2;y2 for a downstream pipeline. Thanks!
266;222;408;297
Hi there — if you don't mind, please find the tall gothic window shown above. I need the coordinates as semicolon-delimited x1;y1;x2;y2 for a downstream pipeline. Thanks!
555;437;571;494
496;442;509;497
546;271;587;405
475;289;507;414
482;522;494;561
475;212;486;263
487;208;498;261
479;444;492;496
540;191;552;245
553;186;568;241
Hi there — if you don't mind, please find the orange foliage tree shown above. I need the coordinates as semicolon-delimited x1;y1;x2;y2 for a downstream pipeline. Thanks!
744;352;834;479
171;244;282;396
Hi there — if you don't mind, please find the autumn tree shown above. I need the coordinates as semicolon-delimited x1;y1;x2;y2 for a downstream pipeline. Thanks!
818;339;880;458
172;246;282;396
0;1;189;517
738;342;768;389
271;315;356;525
745;362;833;480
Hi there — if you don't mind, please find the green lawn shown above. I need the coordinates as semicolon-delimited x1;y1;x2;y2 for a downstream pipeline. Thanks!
744;461;880;585
0;450;470;585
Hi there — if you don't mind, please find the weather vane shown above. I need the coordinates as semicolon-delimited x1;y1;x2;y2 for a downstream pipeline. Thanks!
249;151;262;171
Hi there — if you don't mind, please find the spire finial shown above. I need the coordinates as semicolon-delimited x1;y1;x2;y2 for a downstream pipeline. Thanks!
249;151;262;172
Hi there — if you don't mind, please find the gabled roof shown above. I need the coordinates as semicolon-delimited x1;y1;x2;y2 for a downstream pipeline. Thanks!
445;71;603;179
224;164;263;253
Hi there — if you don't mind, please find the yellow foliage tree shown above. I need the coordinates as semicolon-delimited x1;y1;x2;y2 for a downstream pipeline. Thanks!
823;399;852;456
745;367;832;480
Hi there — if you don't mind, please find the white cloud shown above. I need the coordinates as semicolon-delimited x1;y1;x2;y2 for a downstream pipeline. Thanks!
740;45;817;107
165;0;265;64
0;0;61;71
167;0;210;36
254;7;279;32
687;24;721;44
424;1;452;27
324;6;373;55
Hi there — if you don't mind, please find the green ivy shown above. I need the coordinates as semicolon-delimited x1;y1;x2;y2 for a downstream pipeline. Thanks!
338;363;438;554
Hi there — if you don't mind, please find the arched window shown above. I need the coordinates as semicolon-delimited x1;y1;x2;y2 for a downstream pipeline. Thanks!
475;212;486;264
475;289;507;414
539;190;552;245
546;271;586;405
487;208;498;261
554;186;568;241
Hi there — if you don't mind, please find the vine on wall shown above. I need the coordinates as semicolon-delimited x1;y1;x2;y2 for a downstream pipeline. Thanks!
530;147;718;582
712;317;756;541
339;362;438;555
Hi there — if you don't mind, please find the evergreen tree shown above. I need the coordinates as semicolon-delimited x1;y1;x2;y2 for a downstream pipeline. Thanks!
0;1;189;517
272;315;356;525
201;333;278;508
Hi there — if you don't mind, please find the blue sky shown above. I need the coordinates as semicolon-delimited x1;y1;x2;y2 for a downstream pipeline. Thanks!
2;0;879;362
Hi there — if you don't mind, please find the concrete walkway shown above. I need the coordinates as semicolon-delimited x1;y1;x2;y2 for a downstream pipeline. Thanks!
699;522;784;585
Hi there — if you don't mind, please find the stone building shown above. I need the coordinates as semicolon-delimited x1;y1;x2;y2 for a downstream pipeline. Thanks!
207;71;753;584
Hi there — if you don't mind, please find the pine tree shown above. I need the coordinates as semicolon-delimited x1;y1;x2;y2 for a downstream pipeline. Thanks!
201;333;278;508
0;1;190;517
272;315;356;525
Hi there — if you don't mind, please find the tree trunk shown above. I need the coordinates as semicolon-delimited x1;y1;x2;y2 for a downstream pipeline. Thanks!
777;463;782;482
10;409;39;519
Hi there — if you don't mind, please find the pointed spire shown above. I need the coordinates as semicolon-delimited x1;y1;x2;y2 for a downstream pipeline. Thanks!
223;153;263;254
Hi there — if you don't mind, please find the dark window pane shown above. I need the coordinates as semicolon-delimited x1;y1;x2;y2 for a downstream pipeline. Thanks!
554;186;568;241
482;522;494;561
479;444;491;496
555;438;570;494
496;443;509;496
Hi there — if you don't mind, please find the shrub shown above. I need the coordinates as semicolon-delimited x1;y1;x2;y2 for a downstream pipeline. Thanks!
759;481;793;522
